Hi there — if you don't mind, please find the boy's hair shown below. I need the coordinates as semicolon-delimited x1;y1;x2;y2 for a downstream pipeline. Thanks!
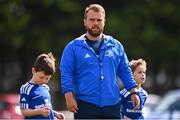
84;4;105;20
129;58;147;73
33;52;56;75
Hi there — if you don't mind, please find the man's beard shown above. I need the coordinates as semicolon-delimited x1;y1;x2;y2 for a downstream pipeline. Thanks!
86;25;103;37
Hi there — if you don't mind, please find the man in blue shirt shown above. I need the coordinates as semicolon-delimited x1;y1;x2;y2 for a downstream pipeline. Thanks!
60;4;140;119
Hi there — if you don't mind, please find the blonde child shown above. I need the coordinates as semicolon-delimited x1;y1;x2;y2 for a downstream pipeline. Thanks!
120;58;148;120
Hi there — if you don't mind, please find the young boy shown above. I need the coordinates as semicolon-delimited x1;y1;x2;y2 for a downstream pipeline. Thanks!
120;58;148;120
19;52;65;120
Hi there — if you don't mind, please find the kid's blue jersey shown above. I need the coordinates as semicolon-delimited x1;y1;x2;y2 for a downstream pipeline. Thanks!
20;82;54;119
120;88;148;120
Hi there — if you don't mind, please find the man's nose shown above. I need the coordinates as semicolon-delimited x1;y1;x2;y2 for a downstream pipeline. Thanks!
93;20;99;24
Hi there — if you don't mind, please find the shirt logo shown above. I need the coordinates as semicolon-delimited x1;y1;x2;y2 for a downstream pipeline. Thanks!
84;53;91;58
44;98;48;103
21;97;26;102
105;50;113;57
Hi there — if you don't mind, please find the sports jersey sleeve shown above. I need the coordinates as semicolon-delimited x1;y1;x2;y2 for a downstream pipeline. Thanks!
120;89;131;104
120;89;131;117
19;83;33;109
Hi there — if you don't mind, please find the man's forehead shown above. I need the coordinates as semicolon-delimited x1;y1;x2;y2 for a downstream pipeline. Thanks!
86;10;105;18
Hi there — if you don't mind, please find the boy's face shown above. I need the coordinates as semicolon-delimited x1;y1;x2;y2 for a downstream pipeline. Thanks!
133;65;146;84
32;67;51;84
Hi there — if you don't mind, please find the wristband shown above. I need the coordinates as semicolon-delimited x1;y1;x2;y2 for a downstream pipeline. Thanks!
131;92;138;95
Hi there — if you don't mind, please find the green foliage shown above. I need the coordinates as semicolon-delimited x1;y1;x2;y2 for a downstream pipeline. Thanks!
0;0;179;92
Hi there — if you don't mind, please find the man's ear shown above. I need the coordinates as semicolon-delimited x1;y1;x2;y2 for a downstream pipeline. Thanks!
83;19;86;27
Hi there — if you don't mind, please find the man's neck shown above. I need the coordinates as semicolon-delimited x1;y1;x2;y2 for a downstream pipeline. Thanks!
85;33;102;41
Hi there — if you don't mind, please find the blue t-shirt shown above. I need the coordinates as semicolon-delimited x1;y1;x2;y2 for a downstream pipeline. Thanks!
120;88;148;120
20;82;54;119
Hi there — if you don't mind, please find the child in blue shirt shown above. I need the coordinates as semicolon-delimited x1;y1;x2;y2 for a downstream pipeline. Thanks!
120;58;148;120
20;52;64;120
